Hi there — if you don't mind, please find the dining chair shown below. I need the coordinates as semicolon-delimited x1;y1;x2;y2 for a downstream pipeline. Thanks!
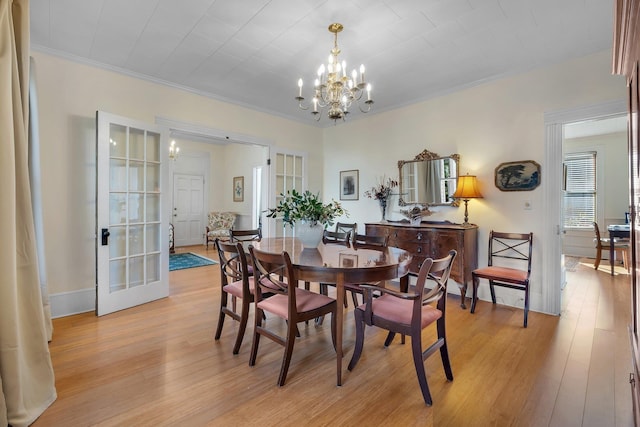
229;227;262;243
318;229;352;307
470;231;533;327
592;221;630;271
230;228;262;276
343;233;390;306
214;238;255;354
247;245;337;386
335;222;357;243
348;250;457;405
322;229;351;245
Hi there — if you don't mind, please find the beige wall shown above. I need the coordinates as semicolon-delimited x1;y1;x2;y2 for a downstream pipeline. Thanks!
322;49;625;310
32;51;322;309
34;48;626;316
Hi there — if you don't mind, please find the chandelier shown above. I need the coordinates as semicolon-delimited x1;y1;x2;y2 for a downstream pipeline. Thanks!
295;23;373;122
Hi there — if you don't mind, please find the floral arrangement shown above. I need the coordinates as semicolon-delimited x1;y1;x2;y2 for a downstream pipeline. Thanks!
266;189;346;228
364;177;398;202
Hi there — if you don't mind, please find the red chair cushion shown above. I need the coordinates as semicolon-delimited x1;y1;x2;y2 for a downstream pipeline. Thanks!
360;294;442;328
222;276;255;298
473;266;528;283
257;288;335;319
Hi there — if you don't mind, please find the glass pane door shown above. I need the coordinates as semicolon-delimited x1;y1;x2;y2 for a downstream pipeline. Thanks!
97;111;168;315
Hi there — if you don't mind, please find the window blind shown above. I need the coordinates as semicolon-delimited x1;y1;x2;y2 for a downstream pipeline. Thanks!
563;151;596;228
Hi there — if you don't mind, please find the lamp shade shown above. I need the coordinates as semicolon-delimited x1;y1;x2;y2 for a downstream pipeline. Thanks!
452;174;482;199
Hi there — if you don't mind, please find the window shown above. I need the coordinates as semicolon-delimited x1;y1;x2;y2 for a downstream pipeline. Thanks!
563;151;596;228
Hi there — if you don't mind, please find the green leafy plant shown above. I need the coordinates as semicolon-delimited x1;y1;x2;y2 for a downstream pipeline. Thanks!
266;189;346;228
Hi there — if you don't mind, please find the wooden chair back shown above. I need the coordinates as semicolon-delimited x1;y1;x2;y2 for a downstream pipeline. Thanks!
230;227;262;243
335;222;357;242
353;233;388;249
487;231;533;275
323;229;351;245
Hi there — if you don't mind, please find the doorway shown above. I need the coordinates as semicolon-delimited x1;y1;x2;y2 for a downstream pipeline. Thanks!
543;100;627;316
561;116;629;262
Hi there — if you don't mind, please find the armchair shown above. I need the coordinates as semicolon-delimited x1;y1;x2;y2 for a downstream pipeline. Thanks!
205;212;237;248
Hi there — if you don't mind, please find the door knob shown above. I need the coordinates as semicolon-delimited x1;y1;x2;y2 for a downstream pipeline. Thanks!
101;228;110;246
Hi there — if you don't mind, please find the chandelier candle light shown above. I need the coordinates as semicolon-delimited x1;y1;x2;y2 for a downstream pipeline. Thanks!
296;23;373;122
169;140;180;160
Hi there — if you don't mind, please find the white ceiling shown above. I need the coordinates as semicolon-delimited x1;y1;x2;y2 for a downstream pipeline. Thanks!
30;0;614;127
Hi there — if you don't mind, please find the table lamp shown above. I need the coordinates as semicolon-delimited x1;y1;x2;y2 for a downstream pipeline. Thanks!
452;174;482;225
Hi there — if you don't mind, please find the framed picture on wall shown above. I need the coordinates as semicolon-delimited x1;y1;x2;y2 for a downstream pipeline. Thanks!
340;170;359;200
494;160;541;191
233;176;244;202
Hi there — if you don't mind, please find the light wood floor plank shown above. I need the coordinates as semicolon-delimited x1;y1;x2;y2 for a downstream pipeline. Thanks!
31;249;634;426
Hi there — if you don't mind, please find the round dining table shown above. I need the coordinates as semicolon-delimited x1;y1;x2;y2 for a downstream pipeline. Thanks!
252;237;412;386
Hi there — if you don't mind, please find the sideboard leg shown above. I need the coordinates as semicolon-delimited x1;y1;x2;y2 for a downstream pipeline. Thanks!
459;283;467;309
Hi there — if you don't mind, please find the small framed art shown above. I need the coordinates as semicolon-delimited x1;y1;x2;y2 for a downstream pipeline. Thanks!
494;160;541;191
233;176;244;202
340;170;359;200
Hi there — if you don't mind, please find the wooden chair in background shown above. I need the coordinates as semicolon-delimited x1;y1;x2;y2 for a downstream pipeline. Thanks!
471;231;533;327
335;222;357;243
348;250;457;405
229;227;262;244
343;233;390;307
592;222;630;272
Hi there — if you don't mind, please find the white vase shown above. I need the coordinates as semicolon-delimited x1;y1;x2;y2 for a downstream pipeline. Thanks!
296;220;324;248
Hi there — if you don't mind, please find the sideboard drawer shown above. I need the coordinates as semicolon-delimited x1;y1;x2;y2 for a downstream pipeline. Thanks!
365;222;478;309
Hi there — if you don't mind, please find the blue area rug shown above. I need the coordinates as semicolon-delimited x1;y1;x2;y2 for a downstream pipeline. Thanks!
169;252;217;271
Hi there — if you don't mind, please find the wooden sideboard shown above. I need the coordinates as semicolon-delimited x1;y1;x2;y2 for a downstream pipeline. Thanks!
365;221;478;308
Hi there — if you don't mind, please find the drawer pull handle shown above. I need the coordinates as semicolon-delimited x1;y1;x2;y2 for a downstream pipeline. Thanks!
417;247;422;253
417;233;422;240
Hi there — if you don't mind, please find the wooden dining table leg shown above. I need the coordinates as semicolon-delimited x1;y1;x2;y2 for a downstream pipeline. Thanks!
335;272;344;386
610;231;615;276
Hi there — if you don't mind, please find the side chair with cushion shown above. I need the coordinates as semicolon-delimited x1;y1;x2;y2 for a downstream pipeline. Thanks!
205;211;237;249
348;250;457;405
214;238;255;354
471;231;533;327
248;245;337;386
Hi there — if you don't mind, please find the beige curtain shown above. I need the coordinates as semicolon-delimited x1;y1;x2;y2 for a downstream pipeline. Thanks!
0;0;57;425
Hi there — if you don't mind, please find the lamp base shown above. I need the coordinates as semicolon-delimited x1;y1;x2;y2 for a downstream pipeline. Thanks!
462;199;470;225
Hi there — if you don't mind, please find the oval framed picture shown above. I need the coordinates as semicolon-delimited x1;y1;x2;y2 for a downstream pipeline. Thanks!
494;160;541;191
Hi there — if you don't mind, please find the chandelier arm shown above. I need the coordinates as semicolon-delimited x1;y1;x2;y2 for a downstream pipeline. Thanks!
358;100;374;113
296;97;309;110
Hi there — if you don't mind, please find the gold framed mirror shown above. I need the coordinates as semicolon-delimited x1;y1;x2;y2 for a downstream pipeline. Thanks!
398;149;460;207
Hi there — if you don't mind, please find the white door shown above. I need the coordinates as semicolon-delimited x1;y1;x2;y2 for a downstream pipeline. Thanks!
96;111;169;316
173;173;204;246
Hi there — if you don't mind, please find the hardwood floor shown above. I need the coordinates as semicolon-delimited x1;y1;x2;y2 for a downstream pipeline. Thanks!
32;248;634;426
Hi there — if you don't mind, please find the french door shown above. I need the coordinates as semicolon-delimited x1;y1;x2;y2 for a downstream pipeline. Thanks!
269;149;306;238
96;111;169;316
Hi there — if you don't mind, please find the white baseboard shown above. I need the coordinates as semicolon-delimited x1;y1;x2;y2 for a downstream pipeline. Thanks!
50;288;95;318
